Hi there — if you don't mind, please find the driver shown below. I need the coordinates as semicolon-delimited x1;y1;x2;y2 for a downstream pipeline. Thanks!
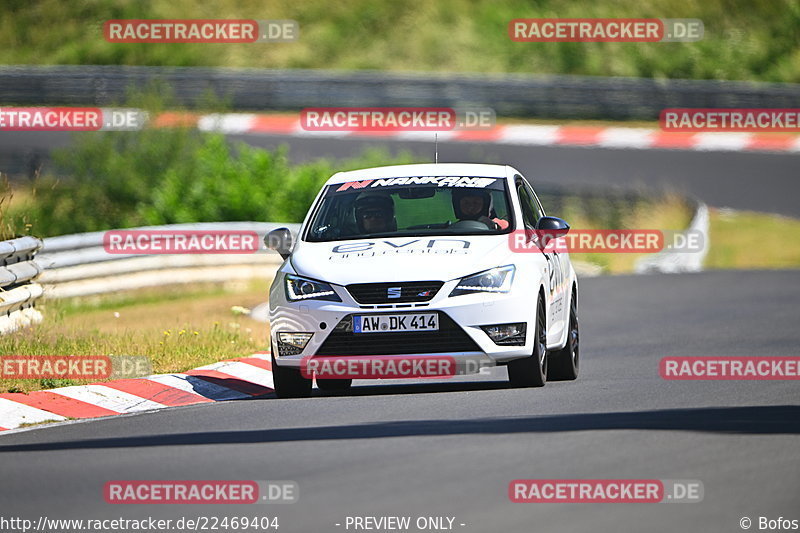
354;192;397;234
451;189;509;230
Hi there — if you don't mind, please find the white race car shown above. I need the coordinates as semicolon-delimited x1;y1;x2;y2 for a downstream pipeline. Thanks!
266;163;579;398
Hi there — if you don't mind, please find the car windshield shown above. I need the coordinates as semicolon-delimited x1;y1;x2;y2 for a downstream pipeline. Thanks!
305;176;513;242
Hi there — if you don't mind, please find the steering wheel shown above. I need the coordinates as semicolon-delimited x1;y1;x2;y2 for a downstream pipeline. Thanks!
449;219;493;231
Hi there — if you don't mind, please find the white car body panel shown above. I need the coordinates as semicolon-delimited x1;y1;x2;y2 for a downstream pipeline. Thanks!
269;163;577;370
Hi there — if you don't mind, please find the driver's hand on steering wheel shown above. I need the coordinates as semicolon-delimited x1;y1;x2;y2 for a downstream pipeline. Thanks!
477;215;499;230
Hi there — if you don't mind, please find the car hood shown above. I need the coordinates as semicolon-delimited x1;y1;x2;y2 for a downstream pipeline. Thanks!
290;235;516;285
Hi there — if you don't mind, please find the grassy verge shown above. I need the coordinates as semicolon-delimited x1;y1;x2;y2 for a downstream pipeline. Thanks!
1;0;799;83
0;180;11;241
1;175;33;240
0;280;272;394
7;127;416;237
705;209;800;270
559;193;694;274
572;205;800;274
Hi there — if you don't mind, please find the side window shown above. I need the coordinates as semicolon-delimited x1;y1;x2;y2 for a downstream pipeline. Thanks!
516;182;538;229
524;182;546;219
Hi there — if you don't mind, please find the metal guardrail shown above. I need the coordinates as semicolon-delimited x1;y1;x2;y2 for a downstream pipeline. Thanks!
0;236;44;334
38;222;299;298
634;203;709;274
2;65;799;120
32;187;697;298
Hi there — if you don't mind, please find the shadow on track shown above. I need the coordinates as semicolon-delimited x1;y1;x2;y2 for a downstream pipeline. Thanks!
320;379;515;397
2;405;798;452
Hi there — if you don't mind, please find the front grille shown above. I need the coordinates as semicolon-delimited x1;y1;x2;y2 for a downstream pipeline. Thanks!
316;312;481;355
346;281;444;304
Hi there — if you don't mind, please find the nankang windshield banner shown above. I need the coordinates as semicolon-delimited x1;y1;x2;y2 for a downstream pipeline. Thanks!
335;176;501;192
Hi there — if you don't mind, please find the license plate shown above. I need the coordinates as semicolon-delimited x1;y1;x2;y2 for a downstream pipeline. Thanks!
353;313;439;333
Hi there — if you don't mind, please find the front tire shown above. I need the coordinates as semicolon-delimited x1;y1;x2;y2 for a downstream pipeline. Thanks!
548;291;579;381
507;295;547;387
271;349;312;398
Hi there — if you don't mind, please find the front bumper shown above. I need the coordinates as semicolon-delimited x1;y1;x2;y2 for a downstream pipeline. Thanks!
269;273;537;368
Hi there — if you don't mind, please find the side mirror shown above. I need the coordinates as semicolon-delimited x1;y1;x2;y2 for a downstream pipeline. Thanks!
535;216;570;241
265;228;293;259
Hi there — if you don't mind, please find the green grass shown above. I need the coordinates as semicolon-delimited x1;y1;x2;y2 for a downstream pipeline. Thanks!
565;193;695;274
0;179;12;240
56;282;233;317
16;418;75;428
569;204;800;274
0;280;272;393
8;125;418;237
1;0;799;82
0;175;33;240
705;209;800;269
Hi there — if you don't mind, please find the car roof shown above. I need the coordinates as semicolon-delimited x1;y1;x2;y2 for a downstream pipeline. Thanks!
325;163;518;185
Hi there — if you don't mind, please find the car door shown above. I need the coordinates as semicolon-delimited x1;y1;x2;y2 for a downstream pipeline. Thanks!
516;177;566;345
515;178;555;342
530;180;570;341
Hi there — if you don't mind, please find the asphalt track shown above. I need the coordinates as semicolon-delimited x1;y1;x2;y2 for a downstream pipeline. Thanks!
1;132;798;531
1;270;798;532
2;131;799;216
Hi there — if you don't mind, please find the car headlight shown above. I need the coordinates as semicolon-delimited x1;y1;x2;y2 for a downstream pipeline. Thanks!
285;274;342;302
449;265;515;296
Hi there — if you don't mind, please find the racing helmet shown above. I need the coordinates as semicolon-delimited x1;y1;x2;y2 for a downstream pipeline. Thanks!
452;188;493;220
354;192;397;233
